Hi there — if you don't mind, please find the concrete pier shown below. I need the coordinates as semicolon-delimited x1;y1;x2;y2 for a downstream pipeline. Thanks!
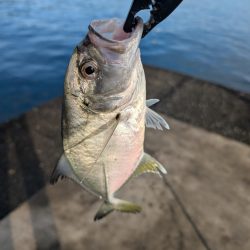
0;66;249;250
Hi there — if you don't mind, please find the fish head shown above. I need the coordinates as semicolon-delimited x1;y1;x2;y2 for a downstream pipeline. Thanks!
64;18;144;113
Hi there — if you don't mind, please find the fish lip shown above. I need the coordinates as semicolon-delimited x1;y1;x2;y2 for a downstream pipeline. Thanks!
88;17;143;45
88;25;117;44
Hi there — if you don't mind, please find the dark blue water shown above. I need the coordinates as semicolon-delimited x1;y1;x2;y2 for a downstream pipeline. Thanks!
1;0;250;122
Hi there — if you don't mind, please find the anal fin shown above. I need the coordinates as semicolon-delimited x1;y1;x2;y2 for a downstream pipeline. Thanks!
133;152;167;178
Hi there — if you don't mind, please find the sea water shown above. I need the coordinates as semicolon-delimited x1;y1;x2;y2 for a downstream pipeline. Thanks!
0;0;249;122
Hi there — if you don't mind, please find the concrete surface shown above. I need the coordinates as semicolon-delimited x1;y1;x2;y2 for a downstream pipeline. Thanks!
145;66;250;145
1;66;250;221
0;117;250;250
0;99;62;220
0;66;250;250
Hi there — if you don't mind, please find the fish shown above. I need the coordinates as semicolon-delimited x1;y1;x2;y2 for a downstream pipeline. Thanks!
50;17;169;220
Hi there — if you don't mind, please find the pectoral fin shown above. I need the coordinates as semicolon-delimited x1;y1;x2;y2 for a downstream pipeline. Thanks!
146;107;170;130
146;99;159;107
133;152;167;178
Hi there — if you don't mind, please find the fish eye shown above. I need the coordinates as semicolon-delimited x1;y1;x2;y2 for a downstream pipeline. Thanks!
80;61;98;80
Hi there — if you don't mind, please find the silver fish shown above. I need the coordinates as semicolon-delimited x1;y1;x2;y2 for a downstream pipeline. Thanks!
50;18;169;220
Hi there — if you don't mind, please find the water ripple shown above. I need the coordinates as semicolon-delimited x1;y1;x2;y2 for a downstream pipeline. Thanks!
0;0;250;122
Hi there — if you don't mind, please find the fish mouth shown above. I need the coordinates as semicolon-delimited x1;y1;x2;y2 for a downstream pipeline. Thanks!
88;18;143;54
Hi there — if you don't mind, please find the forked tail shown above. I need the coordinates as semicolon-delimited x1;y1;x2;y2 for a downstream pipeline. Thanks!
94;198;141;221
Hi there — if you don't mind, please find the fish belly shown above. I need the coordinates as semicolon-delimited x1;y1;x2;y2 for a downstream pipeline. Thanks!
104;110;145;195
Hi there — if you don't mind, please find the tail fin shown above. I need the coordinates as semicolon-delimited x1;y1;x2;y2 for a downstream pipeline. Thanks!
94;199;142;221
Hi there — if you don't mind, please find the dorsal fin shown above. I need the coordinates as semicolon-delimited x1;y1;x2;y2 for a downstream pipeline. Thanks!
50;153;79;184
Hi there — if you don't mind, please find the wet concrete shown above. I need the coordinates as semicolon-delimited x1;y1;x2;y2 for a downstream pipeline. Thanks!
0;66;249;249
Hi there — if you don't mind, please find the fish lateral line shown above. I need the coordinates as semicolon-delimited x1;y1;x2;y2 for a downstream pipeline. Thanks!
65;112;121;151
